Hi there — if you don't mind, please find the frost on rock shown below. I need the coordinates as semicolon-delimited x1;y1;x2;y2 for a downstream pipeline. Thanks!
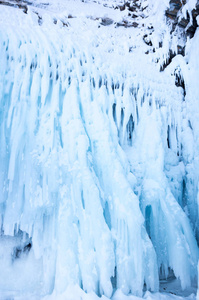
0;2;199;299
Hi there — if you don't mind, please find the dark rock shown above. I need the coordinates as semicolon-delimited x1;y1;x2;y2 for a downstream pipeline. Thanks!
166;0;199;38
100;17;113;26
143;34;152;46
177;45;185;55
132;21;139;27
116;0;140;13
0;0;28;13
62;21;69;27
160;50;176;72
116;20;138;28
119;4;125;11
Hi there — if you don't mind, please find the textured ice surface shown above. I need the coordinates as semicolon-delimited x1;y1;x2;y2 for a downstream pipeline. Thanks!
0;0;199;299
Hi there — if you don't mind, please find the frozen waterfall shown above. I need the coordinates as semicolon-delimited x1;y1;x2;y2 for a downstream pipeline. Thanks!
0;2;199;299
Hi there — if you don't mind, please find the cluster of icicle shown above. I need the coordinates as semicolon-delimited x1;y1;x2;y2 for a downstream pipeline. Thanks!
0;7;199;298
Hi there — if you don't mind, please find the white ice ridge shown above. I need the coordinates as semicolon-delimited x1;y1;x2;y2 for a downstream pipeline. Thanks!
0;3;199;299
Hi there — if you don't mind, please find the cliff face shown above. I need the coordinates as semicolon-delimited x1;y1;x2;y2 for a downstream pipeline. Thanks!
166;0;199;36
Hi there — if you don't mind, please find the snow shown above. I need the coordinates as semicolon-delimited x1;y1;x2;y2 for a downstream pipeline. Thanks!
0;0;199;299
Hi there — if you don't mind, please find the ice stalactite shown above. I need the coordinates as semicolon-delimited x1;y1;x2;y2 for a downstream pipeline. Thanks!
115;83;199;289
0;16;159;297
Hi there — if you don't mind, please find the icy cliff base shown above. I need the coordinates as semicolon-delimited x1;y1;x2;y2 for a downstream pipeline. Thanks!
0;0;199;299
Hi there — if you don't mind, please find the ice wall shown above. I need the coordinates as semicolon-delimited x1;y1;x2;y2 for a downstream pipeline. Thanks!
0;4;198;299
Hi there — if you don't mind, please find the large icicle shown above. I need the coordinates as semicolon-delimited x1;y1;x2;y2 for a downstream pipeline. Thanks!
0;8;159;297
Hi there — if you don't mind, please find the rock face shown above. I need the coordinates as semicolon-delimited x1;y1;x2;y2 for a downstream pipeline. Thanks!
0;0;28;13
166;0;199;37
116;0;140;11
115;0;199;37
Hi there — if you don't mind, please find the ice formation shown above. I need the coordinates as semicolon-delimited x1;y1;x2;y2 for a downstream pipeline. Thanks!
0;0;199;299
